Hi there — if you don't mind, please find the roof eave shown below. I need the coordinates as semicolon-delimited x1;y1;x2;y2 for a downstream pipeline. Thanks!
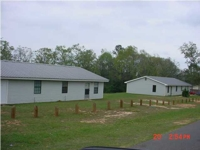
1;77;109;82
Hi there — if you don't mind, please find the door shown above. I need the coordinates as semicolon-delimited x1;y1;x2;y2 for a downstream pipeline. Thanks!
85;83;90;99
1;80;8;104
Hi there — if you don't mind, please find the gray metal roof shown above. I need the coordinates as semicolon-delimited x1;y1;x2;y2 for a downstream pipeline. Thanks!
1;61;109;82
125;76;192;86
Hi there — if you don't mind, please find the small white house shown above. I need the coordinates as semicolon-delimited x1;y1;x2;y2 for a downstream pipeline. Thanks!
192;85;200;90
125;76;192;96
1;61;109;104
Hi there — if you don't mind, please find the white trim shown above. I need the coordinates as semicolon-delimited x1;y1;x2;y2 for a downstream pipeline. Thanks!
124;76;147;83
124;76;167;86
1;77;108;82
124;76;192;86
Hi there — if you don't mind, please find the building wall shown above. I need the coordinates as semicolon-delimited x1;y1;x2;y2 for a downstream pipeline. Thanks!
2;79;104;104
126;78;166;96
165;86;191;96
89;82;104;99
1;80;8;104
165;86;181;96
193;85;200;90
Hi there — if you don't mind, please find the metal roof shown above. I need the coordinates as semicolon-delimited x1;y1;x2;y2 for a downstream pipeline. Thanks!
1;61;109;82
125;76;192;86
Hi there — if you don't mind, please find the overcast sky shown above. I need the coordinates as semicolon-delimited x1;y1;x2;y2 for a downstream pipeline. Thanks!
1;1;200;69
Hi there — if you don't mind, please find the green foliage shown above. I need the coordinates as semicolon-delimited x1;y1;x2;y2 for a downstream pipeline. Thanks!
0;40;14;60
180;42;200;85
182;89;190;97
35;48;55;64
12;46;33;62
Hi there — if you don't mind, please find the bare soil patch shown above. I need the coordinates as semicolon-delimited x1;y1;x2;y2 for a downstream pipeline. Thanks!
80;119;106;124
80;111;133;124
174;119;192;125
2;120;22;127
175;104;196;108
104;111;133;118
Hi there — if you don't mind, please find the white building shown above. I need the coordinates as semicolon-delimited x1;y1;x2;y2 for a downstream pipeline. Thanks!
125;76;192;96
1;61;109;104
192;85;200;90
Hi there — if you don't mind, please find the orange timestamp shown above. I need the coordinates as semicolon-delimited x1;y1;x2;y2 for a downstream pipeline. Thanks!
153;133;191;140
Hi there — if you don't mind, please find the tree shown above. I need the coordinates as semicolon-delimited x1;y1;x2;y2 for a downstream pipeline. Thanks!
180;42;200;85
112;45;138;92
35;48;55;64
75;49;97;72
12;46;33;62
55;45;73;65
97;51;114;92
0;40;14;60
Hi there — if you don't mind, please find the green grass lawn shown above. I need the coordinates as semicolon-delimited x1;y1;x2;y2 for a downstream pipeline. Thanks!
1;93;200;150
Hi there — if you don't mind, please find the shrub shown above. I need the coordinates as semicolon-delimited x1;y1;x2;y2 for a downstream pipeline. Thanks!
182;89;190;97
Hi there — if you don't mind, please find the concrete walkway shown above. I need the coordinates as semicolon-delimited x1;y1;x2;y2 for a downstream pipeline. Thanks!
131;120;200;150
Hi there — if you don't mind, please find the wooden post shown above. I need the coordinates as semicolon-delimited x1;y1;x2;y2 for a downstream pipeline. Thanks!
107;101;111;110
173;100;175;105
120;100;123;108
34;106;38;118
189;99;190;102
75;104;79;114
162;100;164;105
149;100;151;106
130;100;133;107
168;100;170;105
156;100;158;105
92;103;96;112
11;106;16;119
55;107;59;116
140;99;142;106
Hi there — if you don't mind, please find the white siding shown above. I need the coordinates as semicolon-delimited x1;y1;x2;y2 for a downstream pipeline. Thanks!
1;80;8;104
5;80;104;104
89;82;104;99
126;78;166;96
165;86;191;96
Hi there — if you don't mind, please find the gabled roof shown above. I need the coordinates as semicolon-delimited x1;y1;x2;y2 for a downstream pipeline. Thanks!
1;61;109;82
124;76;192;86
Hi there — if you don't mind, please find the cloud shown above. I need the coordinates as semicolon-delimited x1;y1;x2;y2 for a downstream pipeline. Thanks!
1;1;200;69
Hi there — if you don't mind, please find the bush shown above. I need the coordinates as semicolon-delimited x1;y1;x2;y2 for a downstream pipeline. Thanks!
182;89;190;97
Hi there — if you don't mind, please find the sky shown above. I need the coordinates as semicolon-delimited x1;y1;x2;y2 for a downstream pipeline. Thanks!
1;1;200;69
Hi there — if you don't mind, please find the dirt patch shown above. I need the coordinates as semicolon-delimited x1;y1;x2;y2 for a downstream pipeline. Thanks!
80;111;133;124
154;105;170;109
2;120;22;126
1;111;9;114
80;119;106;124
174;119;192;125
175;104;196;108
104;111;133;118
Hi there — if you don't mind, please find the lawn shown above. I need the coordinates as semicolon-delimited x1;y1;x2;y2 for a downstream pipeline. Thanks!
1;93;200;150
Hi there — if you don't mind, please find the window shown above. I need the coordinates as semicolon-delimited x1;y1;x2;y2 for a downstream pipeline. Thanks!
176;86;178;92
167;86;169;93
34;81;41;94
62;81;68;93
152;85;156;92
94;82;99;94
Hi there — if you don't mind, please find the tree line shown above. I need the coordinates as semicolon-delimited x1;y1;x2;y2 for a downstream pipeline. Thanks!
1;40;199;92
